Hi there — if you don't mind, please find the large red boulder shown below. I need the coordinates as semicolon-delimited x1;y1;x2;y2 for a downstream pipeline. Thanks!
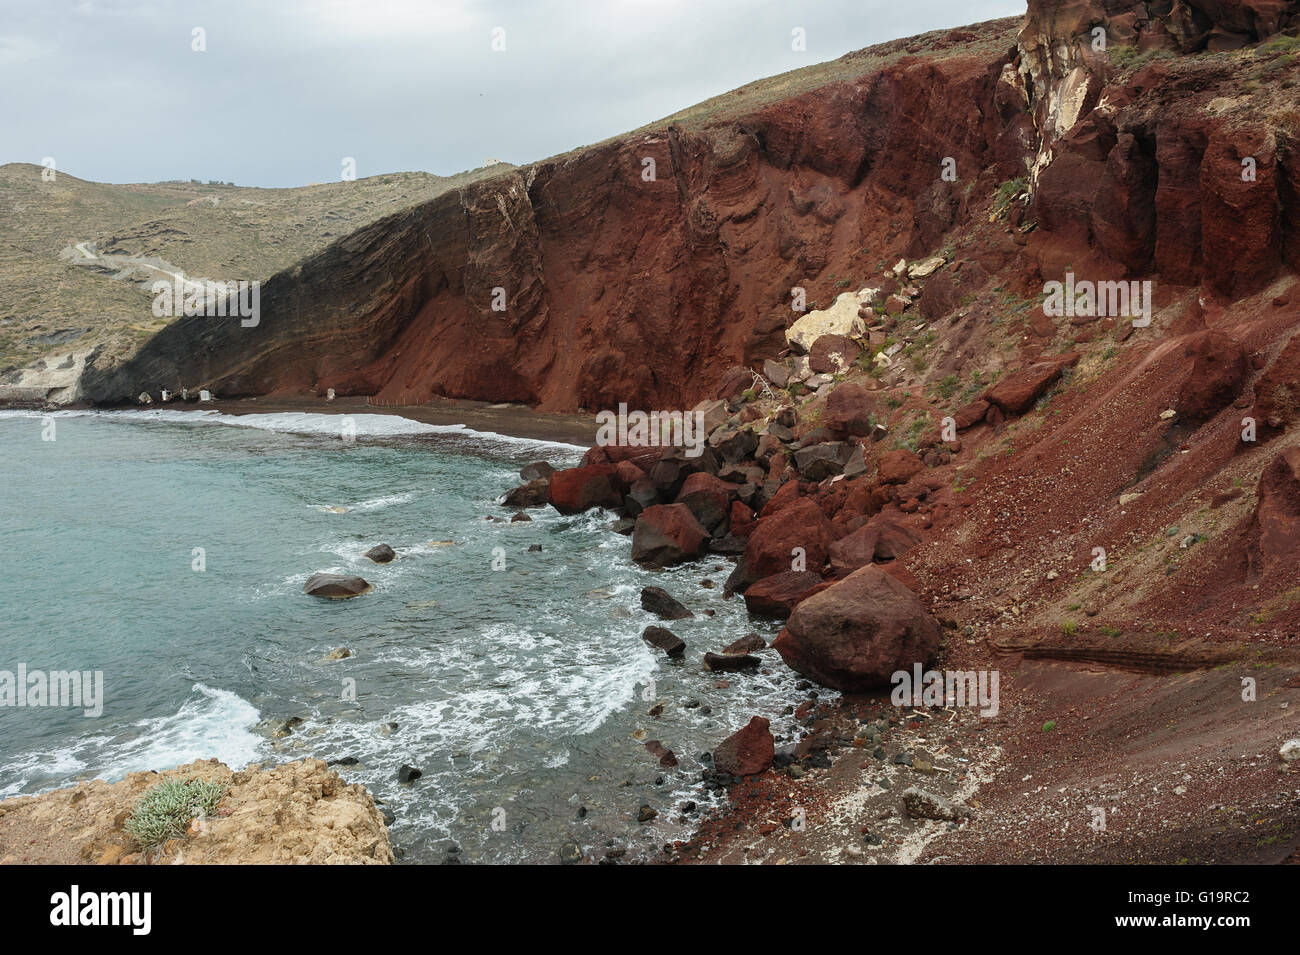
829;515;922;574
743;498;831;581
712;716;774;776
630;504;709;566
729;500;757;537
675;471;734;532
742;570;824;617
773;565;943;691
877;449;924;485
953;399;990;431
759;479;802;518
1175;330;1248;422
984;357;1075;415
809;334;860;375
547;466;622;514
825;382;878;438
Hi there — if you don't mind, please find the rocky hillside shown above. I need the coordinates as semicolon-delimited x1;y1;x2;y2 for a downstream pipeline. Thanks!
0;163;511;398
483;1;1300;862
0;758;393;864
76;3;1300;414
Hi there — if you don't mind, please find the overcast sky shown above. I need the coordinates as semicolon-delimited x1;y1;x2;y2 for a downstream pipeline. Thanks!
3;0;1024;188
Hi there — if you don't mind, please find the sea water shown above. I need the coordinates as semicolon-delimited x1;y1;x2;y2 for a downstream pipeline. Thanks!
0;409;807;863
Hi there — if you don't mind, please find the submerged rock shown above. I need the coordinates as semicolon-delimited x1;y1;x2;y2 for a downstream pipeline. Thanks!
642;625;686;658
641;586;693;620
703;652;760;672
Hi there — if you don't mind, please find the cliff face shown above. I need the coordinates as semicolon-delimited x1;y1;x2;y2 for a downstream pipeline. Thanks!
81;23;1028;411
81;5;1300;411
1021;0;1300;296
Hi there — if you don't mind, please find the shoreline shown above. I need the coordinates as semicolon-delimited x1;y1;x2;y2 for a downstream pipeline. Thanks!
61;395;601;448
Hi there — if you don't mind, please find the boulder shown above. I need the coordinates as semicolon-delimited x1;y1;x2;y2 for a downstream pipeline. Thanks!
644;740;678;768
641;586;693;620
502;479;550;507
1175;330;1248;422
953;399;990;431
641;625;686;658
902;786;971;821
773;565;942;690
824;382;878;438
762;359;790;389
724;633;768;654
363;544;396;564
547;466;622;514
785;292;869;352
712;717;774;776
828;522;881;575
693;398;729;436
873;518;922;560
984;358;1074;415
704;652;761;672
716;367;750;401
303;573;373;599
710;427;759;463
625;476;660;516
729;500;757;538
675;471;733;532
520;461;556;482
742;570;825;617
630;504;709;566
877;449;925;485
794;441;853;481
743;497;832;583
808;334;860;375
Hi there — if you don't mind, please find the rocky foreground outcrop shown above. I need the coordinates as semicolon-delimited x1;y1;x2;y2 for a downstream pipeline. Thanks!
0;758;393;865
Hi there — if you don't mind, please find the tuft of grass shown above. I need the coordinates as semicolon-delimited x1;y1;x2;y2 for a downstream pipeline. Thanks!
124;778;227;850
1061;619;1077;636
1042;720;1057;732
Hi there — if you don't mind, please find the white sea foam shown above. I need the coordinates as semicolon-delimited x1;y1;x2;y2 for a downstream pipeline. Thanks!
0;408;585;454
0;683;265;797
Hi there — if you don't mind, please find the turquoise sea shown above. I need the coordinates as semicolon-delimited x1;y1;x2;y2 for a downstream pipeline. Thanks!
0;409;803;863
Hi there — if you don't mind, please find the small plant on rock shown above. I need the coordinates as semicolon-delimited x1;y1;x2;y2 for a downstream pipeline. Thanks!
124;777;227;850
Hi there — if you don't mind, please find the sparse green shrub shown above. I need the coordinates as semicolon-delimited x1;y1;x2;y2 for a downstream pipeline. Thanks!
124;778;227;850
